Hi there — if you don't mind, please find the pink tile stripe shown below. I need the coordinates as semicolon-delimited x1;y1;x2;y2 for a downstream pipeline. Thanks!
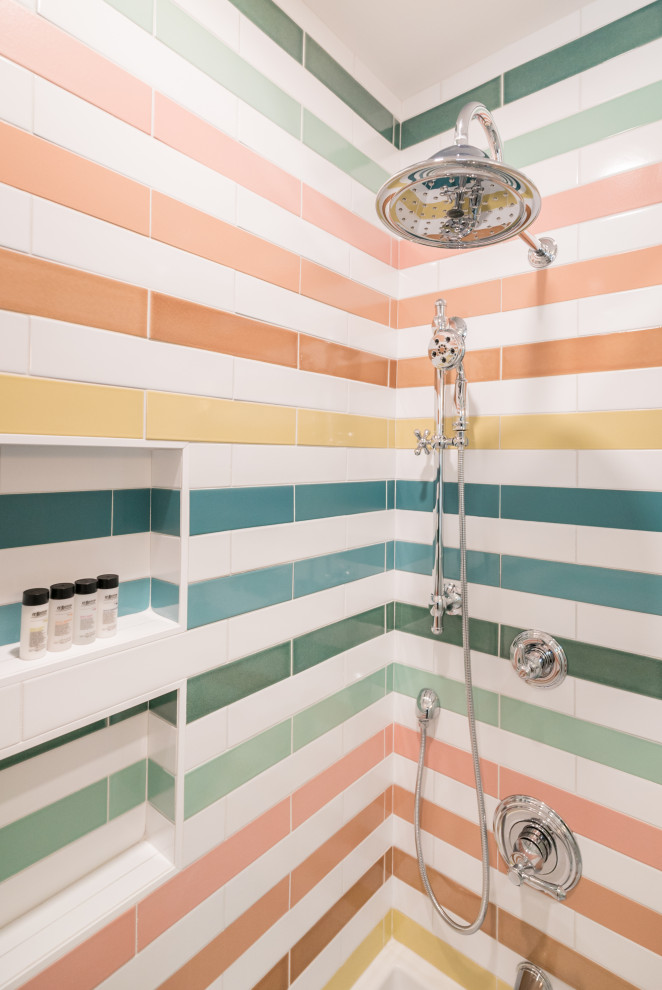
137;800;290;949
394;723;499;796
302;184;392;266
153;93;301;216
17;909;136;990
0;0;151;133
292;729;387;827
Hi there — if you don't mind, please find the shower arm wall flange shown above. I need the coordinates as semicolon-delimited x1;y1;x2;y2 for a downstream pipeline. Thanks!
454;102;558;269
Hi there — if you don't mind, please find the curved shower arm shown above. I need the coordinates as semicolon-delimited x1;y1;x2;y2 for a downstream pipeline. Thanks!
453;101;557;268
454;101;503;162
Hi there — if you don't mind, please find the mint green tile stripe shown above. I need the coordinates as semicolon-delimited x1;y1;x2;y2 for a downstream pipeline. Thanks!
0;781;107;883
293;669;386;750
148;758;176;822
393;663;498;726
185;721;291;819
506;80;662;168
501;696;662;785
303;110;389;193
229;0;303;62
103;0;153;31
109;760;147;819
156;0;301;138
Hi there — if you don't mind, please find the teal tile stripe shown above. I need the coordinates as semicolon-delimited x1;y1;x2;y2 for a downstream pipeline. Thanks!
0;602;21;648
112;488;151;536
303;110;389;193
156;0;302;138
293;669;385;750
190;486;293;535
187;642;291;722
103;0;153;31
304;36;394;140
119;577;151;617
293;543;384;597
151;487;180;536
295;481;386;521
394;541;501;588
499;624;662;702
502;486;662;531
506;79;662;168
400;78;501;150
230;0;303;62
148;758;176;822
150;690;178;726
501;696;662;785
187;563;293;628
393;662;498;726
151;578;179;622
109;760;147;819
0;491;112;549
0;780;107;883
504;1;662;103
442;482;500;519
184;720;291;818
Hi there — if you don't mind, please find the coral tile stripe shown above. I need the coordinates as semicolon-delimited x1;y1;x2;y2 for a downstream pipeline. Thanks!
301;259;390;325
156;878;290;990
151;192;301;293
302;184;392;266
394;724;498;796
137;800;290;949
292;729;386;827
502;325;662;379
17;908;136;990
569;877;662;955
0;247;148;336
153;93;301;216
0;0;151;132
397;280;501;329
299;336;390;386
396;349;501;388
0;121;150;235
500;767;662;870
393;785;499;865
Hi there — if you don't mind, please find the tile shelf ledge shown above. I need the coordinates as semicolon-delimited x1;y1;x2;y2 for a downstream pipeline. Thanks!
0;434;187;447
0;609;182;690
0;840;174;990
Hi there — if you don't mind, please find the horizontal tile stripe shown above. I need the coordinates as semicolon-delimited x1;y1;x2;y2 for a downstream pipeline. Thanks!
295;481;386;521
302;109;389;194
151;488;180;536
293;543;385;597
0;247;148;336
103;0;153;31
298;337;390;386
293;606;386;674
300;258;390;325
109;760;147;819
393;662;498;727
395;541;501;587
187;563;293;628
228;0;303;62
502;554;662;617
293;669;386;750
147;758;175;822
0;490;111;549
392;910;501;990
186;642;291;722
190;485;294;534
394;723;499;796
394;601;499;656
393;786;499;868
0;120;150;234
298;410;390;448
501;485;662;531
400;78;501;150
146;391;297;444
0;0;151;132
301;183;392;266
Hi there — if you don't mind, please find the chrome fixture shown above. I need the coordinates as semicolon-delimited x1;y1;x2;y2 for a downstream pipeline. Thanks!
510;630;567;688
376;101;557;268
416;687;440;723
514;962;553;990
494;795;582;901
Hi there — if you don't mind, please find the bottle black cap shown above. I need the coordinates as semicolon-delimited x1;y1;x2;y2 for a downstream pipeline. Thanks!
75;578;98;595
50;583;75;600
23;588;49;606
97;574;119;589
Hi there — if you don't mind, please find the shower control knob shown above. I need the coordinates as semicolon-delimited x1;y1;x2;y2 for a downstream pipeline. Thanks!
510;630;566;688
413;429;433;455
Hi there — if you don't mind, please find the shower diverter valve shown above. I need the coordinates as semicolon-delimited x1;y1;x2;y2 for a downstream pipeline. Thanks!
494;795;581;901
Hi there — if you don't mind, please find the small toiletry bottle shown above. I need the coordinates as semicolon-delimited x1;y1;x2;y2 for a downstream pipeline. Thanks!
97;574;119;638
73;578;98;645
47;583;75;652
20;588;50;660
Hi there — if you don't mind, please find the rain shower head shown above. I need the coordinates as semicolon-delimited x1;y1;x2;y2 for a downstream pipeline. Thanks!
376;102;557;269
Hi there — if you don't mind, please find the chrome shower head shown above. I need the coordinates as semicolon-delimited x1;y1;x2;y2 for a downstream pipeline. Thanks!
376;102;557;268
428;298;465;370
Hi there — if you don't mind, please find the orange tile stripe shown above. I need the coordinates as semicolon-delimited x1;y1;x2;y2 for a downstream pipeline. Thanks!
398;244;662;328
301;183;392;266
0;121;150;235
394;723;499;796
395;326;662;387
0;0;151;133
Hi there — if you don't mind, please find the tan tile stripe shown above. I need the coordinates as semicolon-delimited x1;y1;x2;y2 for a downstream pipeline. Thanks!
394;788;662;956
392;848;639;990
395;326;662;387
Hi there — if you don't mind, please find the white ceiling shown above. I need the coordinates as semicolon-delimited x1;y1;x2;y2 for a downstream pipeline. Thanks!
301;0;588;102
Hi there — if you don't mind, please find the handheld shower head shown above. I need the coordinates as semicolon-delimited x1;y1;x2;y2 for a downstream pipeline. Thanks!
376;101;557;268
428;299;466;371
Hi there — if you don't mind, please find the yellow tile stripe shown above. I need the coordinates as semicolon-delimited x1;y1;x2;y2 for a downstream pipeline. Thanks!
146;390;297;444
298;409;390;448
392;910;496;990
0;374;143;438
321;920;385;990
397;410;662;450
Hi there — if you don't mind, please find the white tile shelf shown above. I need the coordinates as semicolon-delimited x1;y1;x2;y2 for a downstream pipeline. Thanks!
0;610;182;688
0;434;186;447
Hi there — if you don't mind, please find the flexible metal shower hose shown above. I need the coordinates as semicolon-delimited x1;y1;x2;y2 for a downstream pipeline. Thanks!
413;446;490;934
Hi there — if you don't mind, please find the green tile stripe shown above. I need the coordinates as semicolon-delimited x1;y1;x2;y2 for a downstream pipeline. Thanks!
303;110;389;193
0;719;108;773
103;0;153;31
501;696;662;785
156;0;301;138
400;78;502;150
293;669;386;750
304;36;394;140
109;760;147;819
394;601;499;656
184;664;389;817
504;1;662;103
229;0;303;62
499;625;662;702
148;758;176;822
293;606;385;675
393;662;498;726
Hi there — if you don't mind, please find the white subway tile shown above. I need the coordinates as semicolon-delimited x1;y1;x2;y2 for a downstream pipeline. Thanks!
575;678;662;744
0;685;21;749
0;444;151;493
576;757;662;827
231;443;346;486
187;444;232;489
0;182;31;254
346;448;395;481
0;311;30;375
0;55;33;131
234;272;348;344
577;602;662;661
578;833;662;913
579;120;662;185
347;381;394;418
231;517;346;574
577;449;662;491
347;510;394;550
188;532;232;582
575;914;662;990
577;525;662;575
233;358;348;411
227;585;346;659
180;795;226;865
578;366;662;412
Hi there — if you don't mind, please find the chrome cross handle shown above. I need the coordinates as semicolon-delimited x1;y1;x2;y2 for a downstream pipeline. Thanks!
413;429;433;455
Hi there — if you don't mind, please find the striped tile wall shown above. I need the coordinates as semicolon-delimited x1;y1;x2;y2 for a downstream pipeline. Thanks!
0;0;660;988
